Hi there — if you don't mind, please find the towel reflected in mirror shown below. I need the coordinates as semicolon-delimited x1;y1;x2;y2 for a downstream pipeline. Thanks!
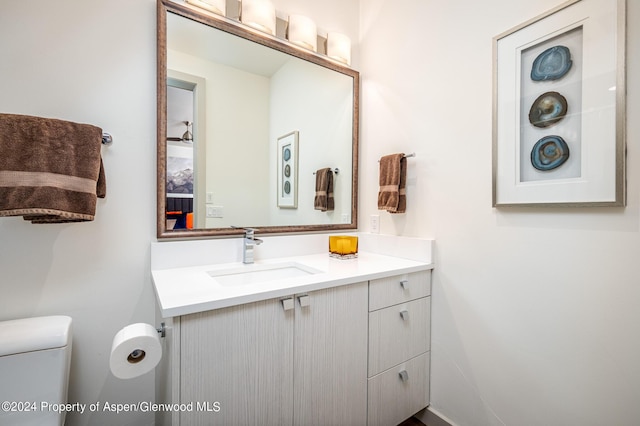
314;167;334;212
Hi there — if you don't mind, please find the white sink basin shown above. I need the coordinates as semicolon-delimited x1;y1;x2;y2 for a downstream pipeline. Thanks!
207;262;322;287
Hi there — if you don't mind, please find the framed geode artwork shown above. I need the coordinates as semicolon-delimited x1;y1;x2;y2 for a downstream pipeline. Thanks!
277;131;299;209
492;0;626;206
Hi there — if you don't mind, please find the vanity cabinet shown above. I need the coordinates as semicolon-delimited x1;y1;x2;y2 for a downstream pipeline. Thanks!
367;270;431;426
179;298;293;425
178;281;368;426
293;283;368;426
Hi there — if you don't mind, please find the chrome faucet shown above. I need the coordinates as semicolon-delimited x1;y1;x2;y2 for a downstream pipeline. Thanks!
233;227;263;264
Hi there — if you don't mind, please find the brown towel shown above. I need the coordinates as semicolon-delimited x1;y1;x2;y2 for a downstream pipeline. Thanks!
314;168;334;211
378;153;406;214
0;113;106;223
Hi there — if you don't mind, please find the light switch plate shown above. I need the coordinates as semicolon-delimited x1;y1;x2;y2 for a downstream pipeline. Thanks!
370;215;380;234
207;206;224;218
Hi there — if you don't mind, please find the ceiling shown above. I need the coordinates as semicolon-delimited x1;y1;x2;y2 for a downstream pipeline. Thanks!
167;12;291;77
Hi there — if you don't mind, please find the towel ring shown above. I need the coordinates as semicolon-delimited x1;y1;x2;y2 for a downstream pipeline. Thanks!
313;168;339;175
102;133;113;145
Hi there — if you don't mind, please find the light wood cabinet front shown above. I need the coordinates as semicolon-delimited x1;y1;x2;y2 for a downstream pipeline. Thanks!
178;281;368;426
169;271;432;426
294;282;368;426
369;270;431;311
367;271;432;425
180;298;294;426
368;352;430;426
368;297;431;377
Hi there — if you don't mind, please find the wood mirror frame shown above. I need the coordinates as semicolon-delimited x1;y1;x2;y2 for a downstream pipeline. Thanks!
157;0;359;239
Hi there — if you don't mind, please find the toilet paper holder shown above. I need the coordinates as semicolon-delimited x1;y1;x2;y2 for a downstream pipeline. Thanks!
111;322;164;379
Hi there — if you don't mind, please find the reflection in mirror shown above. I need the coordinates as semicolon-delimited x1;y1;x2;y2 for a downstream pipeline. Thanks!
166;70;207;229
158;0;359;239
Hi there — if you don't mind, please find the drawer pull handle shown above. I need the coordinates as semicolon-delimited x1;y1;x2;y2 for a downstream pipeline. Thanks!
400;310;409;321
399;370;409;382
400;280;409;290
298;295;311;308
281;297;294;311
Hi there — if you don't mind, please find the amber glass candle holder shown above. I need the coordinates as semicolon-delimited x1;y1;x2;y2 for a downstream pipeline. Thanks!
329;235;358;259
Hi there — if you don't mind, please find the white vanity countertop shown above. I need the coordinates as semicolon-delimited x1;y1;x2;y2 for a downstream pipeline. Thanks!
152;252;433;317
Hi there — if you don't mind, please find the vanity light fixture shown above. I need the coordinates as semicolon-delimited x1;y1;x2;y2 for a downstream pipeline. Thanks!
241;0;276;36
185;0;226;16
326;32;351;66
287;14;317;52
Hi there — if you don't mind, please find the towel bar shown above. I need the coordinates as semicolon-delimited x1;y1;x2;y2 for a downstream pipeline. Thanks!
102;133;113;145
313;168;339;175
377;153;415;162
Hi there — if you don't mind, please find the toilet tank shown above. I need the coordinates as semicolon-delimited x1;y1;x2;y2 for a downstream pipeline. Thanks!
0;316;73;426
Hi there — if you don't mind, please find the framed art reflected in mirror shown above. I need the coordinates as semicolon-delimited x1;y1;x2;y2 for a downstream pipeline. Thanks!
277;131;298;209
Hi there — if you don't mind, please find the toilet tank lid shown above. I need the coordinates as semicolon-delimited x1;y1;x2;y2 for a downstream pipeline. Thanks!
0;316;72;357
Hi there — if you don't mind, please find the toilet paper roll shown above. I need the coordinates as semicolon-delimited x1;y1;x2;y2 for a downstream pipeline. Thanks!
109;323;162;379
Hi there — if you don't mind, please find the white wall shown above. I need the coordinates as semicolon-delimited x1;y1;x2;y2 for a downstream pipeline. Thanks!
359;0;640;425
269;59;354;225
0;1;157;425
0;1;359;425
168;48;272;227
9;0;633;424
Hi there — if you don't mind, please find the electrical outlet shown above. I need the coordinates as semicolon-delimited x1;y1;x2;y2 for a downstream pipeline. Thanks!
206;192;214;203
370;215;380;234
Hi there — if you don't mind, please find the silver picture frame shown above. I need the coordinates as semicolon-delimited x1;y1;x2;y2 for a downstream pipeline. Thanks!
492;0;626;207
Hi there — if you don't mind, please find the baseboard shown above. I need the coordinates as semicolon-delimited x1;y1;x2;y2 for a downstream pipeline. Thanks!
414;406;455;426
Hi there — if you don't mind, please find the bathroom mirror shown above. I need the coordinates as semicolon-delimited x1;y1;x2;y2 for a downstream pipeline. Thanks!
157;0;359;239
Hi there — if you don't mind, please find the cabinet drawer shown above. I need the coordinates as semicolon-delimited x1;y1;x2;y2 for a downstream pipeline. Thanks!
368;297;430;376
369;270;431;311
367;352;430;426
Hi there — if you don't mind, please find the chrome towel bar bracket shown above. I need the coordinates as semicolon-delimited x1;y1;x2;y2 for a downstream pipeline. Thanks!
102;133;113;145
